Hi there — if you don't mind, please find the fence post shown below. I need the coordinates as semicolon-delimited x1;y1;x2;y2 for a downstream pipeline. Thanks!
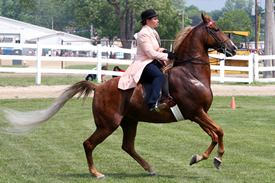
36;38;42;84
97;44;102;83
220;59;225;83
254;54;259;81
248;55;253;83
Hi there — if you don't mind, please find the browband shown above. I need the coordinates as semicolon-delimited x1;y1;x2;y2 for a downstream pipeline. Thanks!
206;20;214;27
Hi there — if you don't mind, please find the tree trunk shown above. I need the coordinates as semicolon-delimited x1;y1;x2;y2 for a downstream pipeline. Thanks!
131;8;136;38
263;0;273;78
272;4;275;77
107;0;136;50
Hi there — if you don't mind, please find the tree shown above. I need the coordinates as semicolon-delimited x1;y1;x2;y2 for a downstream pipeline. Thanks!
185;5;201;18
222;0;254;15
184;5;205;26
72;0;187;49
171;0;192;29
209;10;224;22
1;0;191;48
106;0;136;48
263;0;273;77
0;0;75;32
106;0;186;48
217;10;252;45
0;0;23;19
172;0;186;10
157;1;184;39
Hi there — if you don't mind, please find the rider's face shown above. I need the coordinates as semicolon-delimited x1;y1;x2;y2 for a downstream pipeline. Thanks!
146;17;159;29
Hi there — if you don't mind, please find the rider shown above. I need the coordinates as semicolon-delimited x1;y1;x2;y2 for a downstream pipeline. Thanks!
118;9;174;112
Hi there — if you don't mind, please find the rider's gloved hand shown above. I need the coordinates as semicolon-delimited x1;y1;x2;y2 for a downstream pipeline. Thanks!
167;51;175;59
162;49;169;53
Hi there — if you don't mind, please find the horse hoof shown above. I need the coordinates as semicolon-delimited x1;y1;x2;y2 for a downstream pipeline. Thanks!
213;156;221;169
98;175;106;179
92;173;106;179
190;155;198;166
148;173;157;176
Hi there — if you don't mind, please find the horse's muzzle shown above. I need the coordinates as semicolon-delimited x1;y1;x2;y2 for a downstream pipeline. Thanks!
224;41;237;57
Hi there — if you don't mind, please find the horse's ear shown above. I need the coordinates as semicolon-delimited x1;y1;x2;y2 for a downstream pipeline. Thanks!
201;13;207;23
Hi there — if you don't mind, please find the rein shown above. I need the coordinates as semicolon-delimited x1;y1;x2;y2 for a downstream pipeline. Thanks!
174;20;229;65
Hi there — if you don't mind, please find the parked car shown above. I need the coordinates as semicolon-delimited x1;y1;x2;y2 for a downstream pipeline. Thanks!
2;48;13;55
249;49;264;55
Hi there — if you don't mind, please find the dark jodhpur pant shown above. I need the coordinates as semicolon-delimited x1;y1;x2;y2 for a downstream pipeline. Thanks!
141;60;164;108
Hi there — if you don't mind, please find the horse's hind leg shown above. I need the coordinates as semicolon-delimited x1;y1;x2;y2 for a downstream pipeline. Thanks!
120;118;156;176
83;124;119;179
190;112;224;169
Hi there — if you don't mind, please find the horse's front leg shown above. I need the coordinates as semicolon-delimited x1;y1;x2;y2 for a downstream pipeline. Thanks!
190;112;224;169
120;119;156;176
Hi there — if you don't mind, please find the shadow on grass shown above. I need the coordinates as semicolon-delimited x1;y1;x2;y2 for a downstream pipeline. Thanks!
59;172;204;180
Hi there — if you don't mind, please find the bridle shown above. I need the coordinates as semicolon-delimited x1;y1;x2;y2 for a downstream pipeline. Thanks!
174;20;230;65
206;20;229;52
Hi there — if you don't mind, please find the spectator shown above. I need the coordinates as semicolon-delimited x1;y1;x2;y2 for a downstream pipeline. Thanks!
85;66;108;83
112;66;125;78
101;66;108;82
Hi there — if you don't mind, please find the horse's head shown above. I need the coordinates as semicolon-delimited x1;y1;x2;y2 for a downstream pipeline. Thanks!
201;13;237;57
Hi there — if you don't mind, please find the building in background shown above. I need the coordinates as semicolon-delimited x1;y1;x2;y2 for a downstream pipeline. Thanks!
0;16;92;56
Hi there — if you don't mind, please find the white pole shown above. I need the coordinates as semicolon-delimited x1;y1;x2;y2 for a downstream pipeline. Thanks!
220;60;225;83
36;38;42;84
254;54;259;81
97;44;102;83
248;55;253;83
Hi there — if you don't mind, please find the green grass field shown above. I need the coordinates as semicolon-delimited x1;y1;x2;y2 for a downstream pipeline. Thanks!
0;96;274;182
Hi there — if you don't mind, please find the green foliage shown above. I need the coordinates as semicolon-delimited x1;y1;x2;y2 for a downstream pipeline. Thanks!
209;10;224;22
172;0;186;10
0;0;265;44
184;5;206;26
0;0;77;32
222;0;254;15
156;1;182;40
217;10;252;44
185;5;201;18
217;10;252;32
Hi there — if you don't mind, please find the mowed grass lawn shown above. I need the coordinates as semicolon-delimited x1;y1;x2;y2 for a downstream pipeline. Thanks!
0;96;274;183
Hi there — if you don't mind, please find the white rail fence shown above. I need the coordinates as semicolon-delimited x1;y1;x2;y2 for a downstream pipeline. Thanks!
254;54;275;82
209;54;254;83
1;42;275;84
0;42;134;84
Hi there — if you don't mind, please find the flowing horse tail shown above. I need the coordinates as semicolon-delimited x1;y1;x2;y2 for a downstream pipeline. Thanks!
1;81;96;136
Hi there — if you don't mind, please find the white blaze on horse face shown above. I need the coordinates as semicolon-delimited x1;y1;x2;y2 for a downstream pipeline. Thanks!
230;40;237;50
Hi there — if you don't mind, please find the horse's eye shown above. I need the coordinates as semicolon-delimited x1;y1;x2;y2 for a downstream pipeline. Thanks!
213;27;219;32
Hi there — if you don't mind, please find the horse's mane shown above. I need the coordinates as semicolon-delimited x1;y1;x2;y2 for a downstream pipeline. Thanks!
173;27;193;53
173;14;212;53
161;14;213;73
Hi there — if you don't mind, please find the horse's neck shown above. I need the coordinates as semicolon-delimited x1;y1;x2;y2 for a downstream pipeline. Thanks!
179;25;208;60
174;26;211;83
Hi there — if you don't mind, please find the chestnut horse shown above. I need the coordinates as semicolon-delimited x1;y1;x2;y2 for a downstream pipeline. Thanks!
1;14;236;179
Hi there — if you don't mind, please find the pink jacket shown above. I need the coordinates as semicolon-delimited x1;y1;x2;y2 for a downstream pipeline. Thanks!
118;26;168;90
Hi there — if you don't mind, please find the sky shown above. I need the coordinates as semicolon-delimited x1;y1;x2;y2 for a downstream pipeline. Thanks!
186;0;266;13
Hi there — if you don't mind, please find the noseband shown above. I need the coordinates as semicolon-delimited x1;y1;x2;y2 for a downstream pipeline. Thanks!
174;20;229;65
